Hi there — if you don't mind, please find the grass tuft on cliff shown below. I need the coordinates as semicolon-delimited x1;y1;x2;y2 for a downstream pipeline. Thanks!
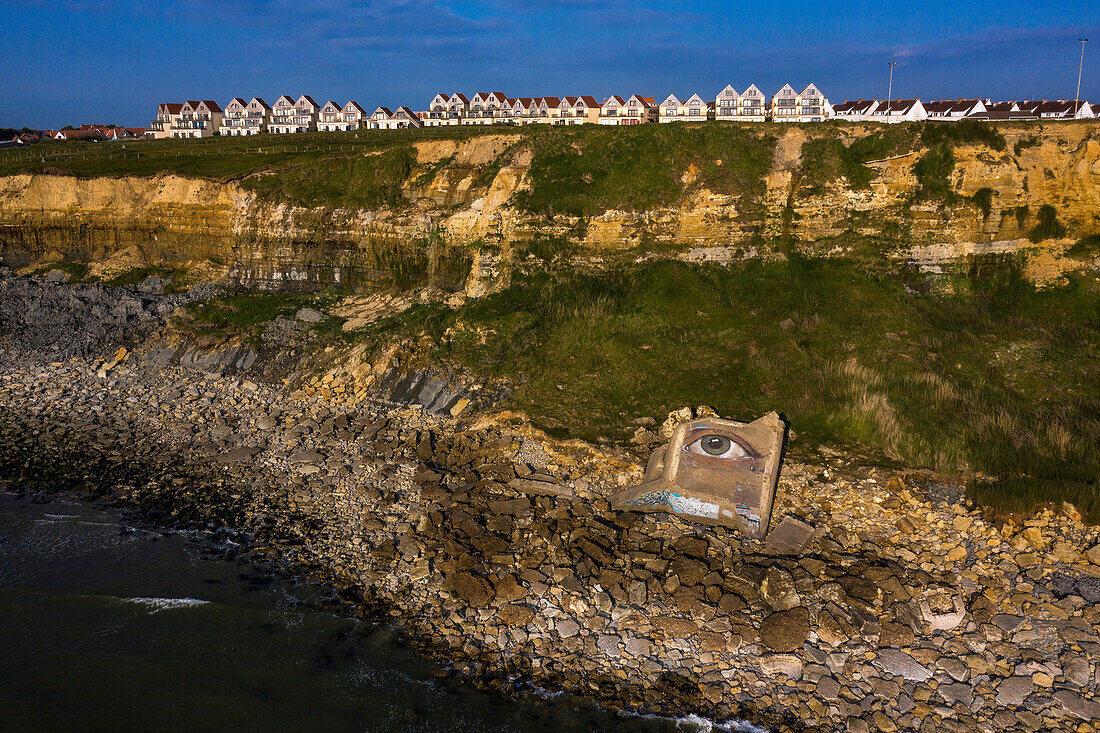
912;121;1007;202
241;147;416;209
379;254;1099;520
513;124;777;216
799;125;919;192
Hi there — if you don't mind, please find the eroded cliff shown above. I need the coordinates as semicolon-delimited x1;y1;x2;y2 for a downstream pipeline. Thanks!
1;122;1097;287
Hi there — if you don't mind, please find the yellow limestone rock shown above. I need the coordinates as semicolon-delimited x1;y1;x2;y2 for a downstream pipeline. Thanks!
96;347;129;378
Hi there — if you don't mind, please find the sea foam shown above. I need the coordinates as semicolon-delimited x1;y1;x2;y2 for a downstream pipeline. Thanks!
122;597;211;613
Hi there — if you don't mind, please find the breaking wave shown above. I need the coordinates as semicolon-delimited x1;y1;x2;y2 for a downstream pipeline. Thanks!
121;597;211;613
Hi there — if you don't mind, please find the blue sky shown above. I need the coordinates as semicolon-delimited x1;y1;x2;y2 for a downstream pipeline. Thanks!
2;0;1098;128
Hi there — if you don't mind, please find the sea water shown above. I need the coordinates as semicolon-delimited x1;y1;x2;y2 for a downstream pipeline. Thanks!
0;491;762;732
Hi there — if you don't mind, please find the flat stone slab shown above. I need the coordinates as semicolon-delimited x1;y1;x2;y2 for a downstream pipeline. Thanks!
875;649;932;681
508;478;575;499
765;515;816;554
995;676;1033;706
1054;690;1100;720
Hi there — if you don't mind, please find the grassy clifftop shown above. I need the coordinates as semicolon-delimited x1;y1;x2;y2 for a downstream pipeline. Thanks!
0;120;1069;217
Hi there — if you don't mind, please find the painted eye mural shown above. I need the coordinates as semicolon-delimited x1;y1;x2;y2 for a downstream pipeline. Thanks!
682;430;755;462
611;412;786;539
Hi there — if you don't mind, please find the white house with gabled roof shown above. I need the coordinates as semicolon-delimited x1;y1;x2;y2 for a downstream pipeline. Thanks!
869;99;927;123
221;98;250;136
658;93;708;122
832;99;880;122
170;100;222;138
465;92;509;124
736;84;767;122
318;101;342;131
147;102;183;139
536;96;561;124
368;106;393;129
372;106;422;130
269;95;298;133
290;95;319;131
510;97;532;123
446;93;470;124
425;93;451;126
600;95;654;125
715;85;740;121
923;98;986;121
573;96;601;124
771;83;830;122
340;101;367;130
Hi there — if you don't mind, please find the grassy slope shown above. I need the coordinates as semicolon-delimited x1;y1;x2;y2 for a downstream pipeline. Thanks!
368;254;1099;520
514;123;777;216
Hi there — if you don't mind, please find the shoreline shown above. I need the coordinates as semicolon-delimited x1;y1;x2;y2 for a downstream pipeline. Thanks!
1;277;1099;731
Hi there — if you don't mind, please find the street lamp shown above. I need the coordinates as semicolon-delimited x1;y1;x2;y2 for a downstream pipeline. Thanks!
1075;39;1088;118
888;62;897;110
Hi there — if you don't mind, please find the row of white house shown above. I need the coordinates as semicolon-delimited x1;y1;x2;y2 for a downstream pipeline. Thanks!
146;86;1096;138
833;97;1096;123
147;95;421;138
145;84;830;138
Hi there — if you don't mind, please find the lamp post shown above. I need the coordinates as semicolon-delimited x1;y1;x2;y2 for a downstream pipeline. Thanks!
1075;38;1088;118
888;62;897;108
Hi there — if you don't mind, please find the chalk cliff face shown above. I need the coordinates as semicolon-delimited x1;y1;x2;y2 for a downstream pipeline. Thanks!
1;123;1097;288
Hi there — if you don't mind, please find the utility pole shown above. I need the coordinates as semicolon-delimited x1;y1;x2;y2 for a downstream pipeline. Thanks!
888;62;897;109
1076;38;1088;118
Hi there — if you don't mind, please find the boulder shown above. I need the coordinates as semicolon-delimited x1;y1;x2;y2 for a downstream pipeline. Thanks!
875;649;932;681
295;307;325;323
759;607;810;652
759;653;804;679
760;566;800;610
447;572;495;606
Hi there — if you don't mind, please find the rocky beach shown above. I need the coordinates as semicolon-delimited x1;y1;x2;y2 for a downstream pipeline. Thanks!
1;268;1098;732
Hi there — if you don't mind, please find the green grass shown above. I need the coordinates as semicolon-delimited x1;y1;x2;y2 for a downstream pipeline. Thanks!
912;121;1007;202
921;120;1007;153
513;123;777;216
102;266;193;292
24;261;90;280
240;147;417;209
0;127;514;180
21;262;194;292
373;254;1099;520
1013;135;1040;157
1067;234;1100;258
182;288;346;332
799;126;919;192
913;143;957;201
